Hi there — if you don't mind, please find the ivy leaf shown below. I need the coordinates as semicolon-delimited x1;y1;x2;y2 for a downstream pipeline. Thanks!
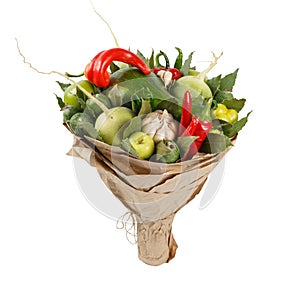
55;94;65;109
122;116;142;139
222;111;252;138
177;136;198;158
56;81;71;92
222;98;246;112
220;69;239;91
174;47;183;70
200;133;232;154
180;51;194;76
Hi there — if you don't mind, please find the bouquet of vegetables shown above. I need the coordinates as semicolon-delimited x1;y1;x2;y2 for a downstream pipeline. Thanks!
56;47;250;265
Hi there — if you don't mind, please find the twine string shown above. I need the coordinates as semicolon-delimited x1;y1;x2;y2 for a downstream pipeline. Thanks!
116;211;137;245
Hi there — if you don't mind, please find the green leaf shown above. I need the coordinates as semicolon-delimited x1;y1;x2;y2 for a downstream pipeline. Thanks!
177;136;198;158
220;69;239;91
191;94;205;116
155;99;180;120
120;138;139;157
77;97;86;110
180;51;194;76
211;99;218;110
214;90;234;103
136;50;147;63
138;99;152;117
122;116;142;139
56;81;71;92
110;62;120;73
130;101;139;115
211;118;227;131
106;85;128;107
129;88;145;115
93;85;102;94
223;98;246;112
55;93;65;109
200;133;232;153
206;74;221;96
63;105;82;122
156;140;180;163
76;87;88;102
174;47;183;69
148;49;155;69
222;111;252;138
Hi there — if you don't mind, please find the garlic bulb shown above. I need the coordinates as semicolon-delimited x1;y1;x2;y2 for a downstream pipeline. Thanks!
157;70;173;87
142;109;178;142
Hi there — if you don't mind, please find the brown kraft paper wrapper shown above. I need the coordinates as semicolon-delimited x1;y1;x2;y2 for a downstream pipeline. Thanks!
66;126;235;266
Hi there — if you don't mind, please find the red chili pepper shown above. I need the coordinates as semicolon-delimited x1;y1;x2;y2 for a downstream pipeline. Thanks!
85;48;151;88
180;98;213;161
178;90;192;136
153;67;182;80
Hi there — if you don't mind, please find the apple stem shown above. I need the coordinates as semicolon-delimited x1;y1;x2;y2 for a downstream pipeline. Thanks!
15;38;110;114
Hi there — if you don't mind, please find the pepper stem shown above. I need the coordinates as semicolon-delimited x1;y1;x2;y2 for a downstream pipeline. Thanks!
15;38;109;114
197;52;223;82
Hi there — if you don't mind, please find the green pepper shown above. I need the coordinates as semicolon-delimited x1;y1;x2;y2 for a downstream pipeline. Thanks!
214;103;238;124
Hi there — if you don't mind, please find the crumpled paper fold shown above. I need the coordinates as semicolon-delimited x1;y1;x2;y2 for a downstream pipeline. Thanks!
67;126;234;266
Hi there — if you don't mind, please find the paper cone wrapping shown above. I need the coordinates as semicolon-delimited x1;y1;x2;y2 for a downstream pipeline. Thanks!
67;126;235;266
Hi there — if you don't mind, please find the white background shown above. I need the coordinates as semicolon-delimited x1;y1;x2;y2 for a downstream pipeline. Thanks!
1;0;300;299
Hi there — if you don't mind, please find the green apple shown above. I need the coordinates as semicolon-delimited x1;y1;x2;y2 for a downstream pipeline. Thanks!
95;107;134;145
64;80;94;106
128;132;155;160
188;70;200;76
171;76;212;100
